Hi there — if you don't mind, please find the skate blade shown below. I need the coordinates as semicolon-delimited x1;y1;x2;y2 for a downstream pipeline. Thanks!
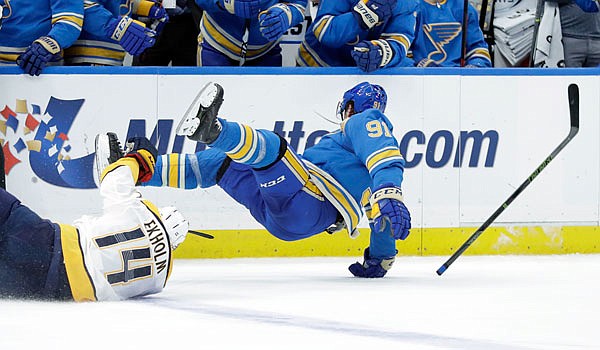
94;134;110;181
176;82;218;136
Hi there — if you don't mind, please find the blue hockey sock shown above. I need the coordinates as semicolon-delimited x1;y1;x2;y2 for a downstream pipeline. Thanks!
144;148;227;189
210;118;281;168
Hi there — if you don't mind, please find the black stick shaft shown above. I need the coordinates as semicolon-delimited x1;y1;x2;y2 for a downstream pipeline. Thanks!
437;84;580;275
460;0;469;66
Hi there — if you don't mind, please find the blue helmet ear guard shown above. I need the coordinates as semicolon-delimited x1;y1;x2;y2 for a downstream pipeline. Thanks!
337;81;388;120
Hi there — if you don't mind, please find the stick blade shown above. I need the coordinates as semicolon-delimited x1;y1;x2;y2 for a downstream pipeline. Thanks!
568;83;580;130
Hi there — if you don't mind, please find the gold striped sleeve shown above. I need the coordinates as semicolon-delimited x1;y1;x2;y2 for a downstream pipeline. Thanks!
382;34;411;54
52;13;84;29
365;147;403;172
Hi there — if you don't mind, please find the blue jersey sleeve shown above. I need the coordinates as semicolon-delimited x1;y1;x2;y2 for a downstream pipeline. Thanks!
81;1;116;39
342;109;406;188
465;4;491;67
195;0;231;13
380;0;418;66
48;0;84;48
310;1;365;48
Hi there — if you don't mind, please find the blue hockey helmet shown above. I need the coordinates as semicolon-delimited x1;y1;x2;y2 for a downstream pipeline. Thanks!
336;82;387;120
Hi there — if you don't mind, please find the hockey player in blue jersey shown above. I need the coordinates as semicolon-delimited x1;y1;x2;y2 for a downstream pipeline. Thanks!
195;0;307;66
0;136;188;301
402;0;491;67
0;0;83;75
296;0;418;72
144;81;411;278
64;0;165;66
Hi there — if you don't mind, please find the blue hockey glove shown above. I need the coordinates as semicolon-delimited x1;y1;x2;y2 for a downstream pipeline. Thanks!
136;1;170;33
259;4;297;41
106;16;156;55
220;0;261;18
352;0;397;29
124;137;158;183
369;183;411;240
351;39;393;72
16;36;62;76
349;247;395;278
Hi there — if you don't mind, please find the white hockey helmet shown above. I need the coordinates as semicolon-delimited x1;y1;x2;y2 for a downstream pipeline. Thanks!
159;206;189;250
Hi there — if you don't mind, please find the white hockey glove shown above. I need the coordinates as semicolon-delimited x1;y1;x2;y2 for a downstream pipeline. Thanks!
160;206;189;249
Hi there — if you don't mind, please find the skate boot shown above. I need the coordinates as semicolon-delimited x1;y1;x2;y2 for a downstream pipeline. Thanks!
95;132;124;180
176;82;224;143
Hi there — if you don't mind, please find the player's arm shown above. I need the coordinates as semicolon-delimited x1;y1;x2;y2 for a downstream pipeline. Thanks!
465;5;491;67
17;0;83;76
48;0;84;49
81;1;116;36
309;1;369;47
342;110;405;187
350;0;418;71
81;1;157;55
343;110;411;238
258;1;307;41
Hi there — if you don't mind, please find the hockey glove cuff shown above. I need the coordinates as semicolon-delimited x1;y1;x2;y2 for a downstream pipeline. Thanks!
134;0;169;33
352;0;397;29
17;36;62;76
370;183;411;240
352;39;393;72
349;247;395;278
107;16;156;55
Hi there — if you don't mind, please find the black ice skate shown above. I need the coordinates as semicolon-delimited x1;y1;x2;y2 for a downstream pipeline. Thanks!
176;82;224;143
95;132;124;180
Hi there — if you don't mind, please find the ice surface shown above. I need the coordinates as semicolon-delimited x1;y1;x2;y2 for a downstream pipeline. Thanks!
1;255;598;350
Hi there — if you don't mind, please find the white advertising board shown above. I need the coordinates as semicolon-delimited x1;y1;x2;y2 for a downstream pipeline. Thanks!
1;71;598;232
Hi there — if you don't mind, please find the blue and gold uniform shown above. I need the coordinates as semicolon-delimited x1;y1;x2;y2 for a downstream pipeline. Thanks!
146;104;405;243
0;0;83;65
296;0;418;68
196;0;306;65
64;0;159;66
404;0;491;67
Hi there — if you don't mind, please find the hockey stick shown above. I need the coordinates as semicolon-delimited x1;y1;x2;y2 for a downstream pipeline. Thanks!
460;0;469;66
239;19;250;66
188;230;214;239
436;83;580;276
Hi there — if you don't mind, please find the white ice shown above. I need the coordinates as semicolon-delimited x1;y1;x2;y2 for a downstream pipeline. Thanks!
1;255;598;350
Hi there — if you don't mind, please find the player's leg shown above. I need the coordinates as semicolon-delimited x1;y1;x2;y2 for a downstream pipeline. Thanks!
177;82;281;168
144;147;229;189
218;150;339;241
0;189;63;299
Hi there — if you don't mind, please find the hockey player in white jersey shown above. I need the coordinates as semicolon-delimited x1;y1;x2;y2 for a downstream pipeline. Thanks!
0;134;188;301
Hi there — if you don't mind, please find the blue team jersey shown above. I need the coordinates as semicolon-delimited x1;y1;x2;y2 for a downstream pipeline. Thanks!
404;0;491;67
302;108;405;229
296;0;418;67
196;0;306;62
64;0;137;66
0;0;83;65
